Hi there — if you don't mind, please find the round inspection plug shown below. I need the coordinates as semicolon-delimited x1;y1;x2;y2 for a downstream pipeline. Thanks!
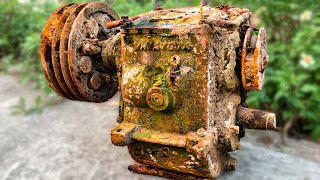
146;87;173;111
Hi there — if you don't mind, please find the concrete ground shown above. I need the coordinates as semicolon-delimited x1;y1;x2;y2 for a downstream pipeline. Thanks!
1;73;320;180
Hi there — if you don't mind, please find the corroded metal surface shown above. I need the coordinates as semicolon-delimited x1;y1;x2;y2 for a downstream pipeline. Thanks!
201;5;252;30
40;4;73;98
105;15;140;29
241;27;268;90
68;2;119;102
111;6;246;178
128;164;209;180
41;2;119;102
52;4;79;100
40;2;275;179
60;3;88;101
236;106;276;130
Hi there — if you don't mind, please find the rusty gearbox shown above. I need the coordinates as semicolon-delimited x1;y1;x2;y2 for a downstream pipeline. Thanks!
40;2;276;179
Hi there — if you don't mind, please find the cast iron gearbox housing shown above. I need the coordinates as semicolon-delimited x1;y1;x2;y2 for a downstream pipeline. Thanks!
40;1;276;179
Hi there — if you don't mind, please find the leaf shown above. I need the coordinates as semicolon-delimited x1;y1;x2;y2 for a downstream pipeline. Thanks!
300;84;318;93
273;90;286;102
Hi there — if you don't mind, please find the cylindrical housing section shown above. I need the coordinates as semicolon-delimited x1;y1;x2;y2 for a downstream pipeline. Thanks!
236;106;276;130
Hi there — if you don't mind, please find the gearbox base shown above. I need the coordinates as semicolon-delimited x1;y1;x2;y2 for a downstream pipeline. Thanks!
128;164;209;180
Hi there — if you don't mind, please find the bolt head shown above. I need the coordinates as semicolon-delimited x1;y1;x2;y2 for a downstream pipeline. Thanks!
90;73;102;90
79;56;92;74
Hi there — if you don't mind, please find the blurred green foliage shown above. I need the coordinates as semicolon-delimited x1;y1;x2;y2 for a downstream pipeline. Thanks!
0;0;59;93
0;0;319;138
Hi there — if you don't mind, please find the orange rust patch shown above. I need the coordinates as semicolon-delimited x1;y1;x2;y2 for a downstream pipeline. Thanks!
253;46;260;90
241;27;266;91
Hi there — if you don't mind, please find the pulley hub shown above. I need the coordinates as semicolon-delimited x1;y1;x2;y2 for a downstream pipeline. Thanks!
40;2;119;102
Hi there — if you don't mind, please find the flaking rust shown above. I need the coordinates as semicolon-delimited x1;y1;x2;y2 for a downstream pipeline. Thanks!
40;1;276;179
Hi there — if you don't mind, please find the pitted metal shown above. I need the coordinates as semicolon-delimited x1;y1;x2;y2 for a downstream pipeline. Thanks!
41;4;74;98
41;2;119;102
40;2;275;179
60;3;88;101
52;4;79;100
242;27;268;90
67;3;119;102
